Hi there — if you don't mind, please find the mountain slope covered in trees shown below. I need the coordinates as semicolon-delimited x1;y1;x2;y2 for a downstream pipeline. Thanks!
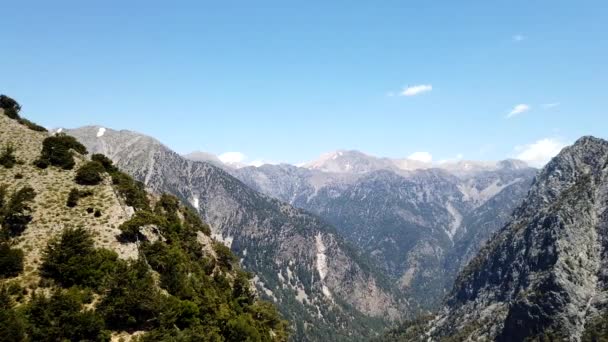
0;98;288;342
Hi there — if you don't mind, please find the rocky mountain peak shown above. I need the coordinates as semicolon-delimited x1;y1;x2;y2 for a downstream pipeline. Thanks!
415;135;608;341
303;149;395;174
496;158;529;170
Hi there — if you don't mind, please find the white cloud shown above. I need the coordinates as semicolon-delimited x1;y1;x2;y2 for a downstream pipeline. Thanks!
514;138;568;167
218;152;246;164
217;153;275;168
542;102;560;109
401;84;433;97
408;151;433;163
512;34;526;42
248;159;278;167
249;160;265;167
437;153;463;164
507;104;530;118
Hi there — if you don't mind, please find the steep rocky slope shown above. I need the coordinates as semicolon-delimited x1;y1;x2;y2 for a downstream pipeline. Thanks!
67;126;407;341
232;160;536;309
405;136;608;341
0;107;287;341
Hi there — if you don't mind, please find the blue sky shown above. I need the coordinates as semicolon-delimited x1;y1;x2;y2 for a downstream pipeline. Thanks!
2;1;607;166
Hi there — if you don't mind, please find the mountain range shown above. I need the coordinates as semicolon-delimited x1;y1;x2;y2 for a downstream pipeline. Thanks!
66;124;540;328
226;152;537;309
40;113;608;341
66;126;407;341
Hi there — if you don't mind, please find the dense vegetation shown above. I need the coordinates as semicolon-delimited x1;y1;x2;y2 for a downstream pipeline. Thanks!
41;227;119;289
0;144;17;168
75;161;106;185
0;243;24;278
0;183;36;279
0;105;289;341
30;196;288;341
377;316;433;342
0;185;36;238
34;134;88;170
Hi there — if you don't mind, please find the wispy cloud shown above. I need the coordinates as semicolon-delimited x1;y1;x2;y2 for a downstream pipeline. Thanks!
401;84;433;97
217;152;274;167
542;102;560;109
514;138;568;167
507;104;530;118
512;34;526;42
218;152;246;164
438;153;464;164
408;151;433;163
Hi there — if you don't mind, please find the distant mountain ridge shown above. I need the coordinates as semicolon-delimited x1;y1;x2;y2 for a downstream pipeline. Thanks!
184;148;529;176
66;125;407;341
179;142;539;311
231;158;537;309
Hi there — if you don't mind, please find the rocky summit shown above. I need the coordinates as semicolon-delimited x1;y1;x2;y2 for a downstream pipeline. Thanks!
388;136;608;341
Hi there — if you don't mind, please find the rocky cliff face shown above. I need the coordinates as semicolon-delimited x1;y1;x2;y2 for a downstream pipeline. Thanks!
232;159;536;309
67;126;406;341
420;136;608;341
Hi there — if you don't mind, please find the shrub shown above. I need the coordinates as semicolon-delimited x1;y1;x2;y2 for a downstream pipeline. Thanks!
91;154;117;173
0;145;16;169
98;259;163;330
33;158;49;169
26;288;110;342
0;95;21;113
0;186;36;237
17;118;47;132
111;172;150;210
35;134;87;170
214;242;237;271
144;242;193;298
66;188;93;207
183;205;211;235
0;243;24;278
75;161;105;185
224;314;263;342
0;286;27;342
0;95;47;131
155;194;180;225
40;227;119;289
118;211;165;241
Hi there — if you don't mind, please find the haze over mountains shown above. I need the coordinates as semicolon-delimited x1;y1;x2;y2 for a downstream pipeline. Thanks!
229;151;538;309
387;136;608;341
181;145;537;308
4;100;607;341
185;147;527;175
67;126;407;341
63;124;542;334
